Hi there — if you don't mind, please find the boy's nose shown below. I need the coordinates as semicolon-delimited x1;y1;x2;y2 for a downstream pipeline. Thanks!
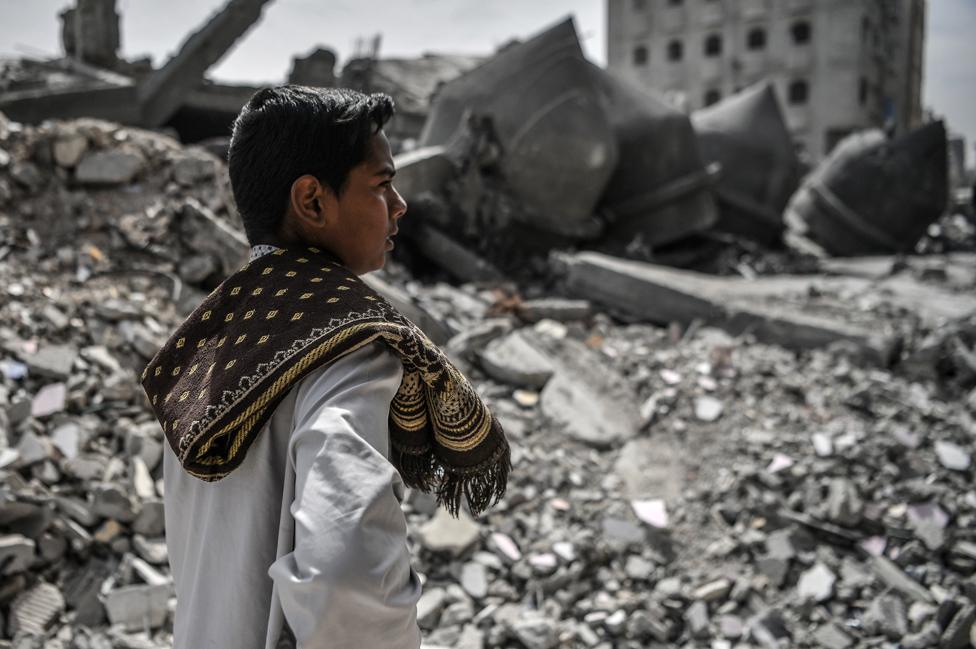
390;186;407;220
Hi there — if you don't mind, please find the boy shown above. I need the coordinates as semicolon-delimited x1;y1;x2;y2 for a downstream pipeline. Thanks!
141;86;511;648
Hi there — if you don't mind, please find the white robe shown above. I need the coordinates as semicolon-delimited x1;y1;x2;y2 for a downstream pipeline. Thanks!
163;279;423;648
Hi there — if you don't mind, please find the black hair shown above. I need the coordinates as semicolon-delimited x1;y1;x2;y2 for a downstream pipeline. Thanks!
227;85;395;244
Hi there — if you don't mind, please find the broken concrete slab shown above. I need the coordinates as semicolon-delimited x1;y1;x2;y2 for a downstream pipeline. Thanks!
177;198;248;275
103;582;171;631
478;329;555;389
75;148;145;185
419;18;616;239
556;251;901;365
417;507;480;557
410;224;504;284
535;333;641;448
137;0;273;127
23;344;77;380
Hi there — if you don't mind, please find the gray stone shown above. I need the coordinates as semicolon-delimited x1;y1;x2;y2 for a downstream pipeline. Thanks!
55;496;98;527
518;298;591;323
171;149;217;186
81;346;122;374
416;587;447;629
131;456;156;499
439;599;474;627
765;528;796;560
935;440;971;471
0;534;36;575
864;594;908;640
940;603;975;649
416;507;480;557
797;562;835;602
31;383;66;418
694;396;724;422
24;345;76;380
455;624;484;649
541;370;640;449
132;535;167;565
812;623;852;649
445;318;512;362
624;555;654;580
511;613;559;649
94;299;142;321
907;501;948;551
41;304;70;330
903;623;942;649
128;325;163;360
826;478;863;527
178;199;249;275
871;555;934;602
76;149;145;185
103;583;171;630
63;454;108;481
614;436;684;501
178;253;218;283
10;161;42;190
53;134;89;168
15;431;52;466
90;483;136;522
686;600;710;638
37;532;66;563
694;577;732;603
757;556;789;588
601;517;645;547
459;561;488;599
718;614;744;639
478;330;555;389
604;609;627;636
50;421;84;460
132;500;165;537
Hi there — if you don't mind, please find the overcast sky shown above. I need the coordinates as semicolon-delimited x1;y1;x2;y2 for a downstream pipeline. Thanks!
0;0;973;165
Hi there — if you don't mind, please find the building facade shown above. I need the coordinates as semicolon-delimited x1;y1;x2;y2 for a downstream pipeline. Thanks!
607;0;926;161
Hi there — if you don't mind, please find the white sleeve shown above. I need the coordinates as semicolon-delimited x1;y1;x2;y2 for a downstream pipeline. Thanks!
267;342;422;649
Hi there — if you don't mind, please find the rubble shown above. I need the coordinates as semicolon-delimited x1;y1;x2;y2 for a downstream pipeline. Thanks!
593;67;718;251
692;82;800;246
786;121;950;256
418;18;616;240
1;67;975;649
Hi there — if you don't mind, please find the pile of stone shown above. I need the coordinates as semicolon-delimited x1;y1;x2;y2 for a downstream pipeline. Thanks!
2;108;976;649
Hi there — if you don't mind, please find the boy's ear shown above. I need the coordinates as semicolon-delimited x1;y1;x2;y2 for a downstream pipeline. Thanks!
289;175;331;226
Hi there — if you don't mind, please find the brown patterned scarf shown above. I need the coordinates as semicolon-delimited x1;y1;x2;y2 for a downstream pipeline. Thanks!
141;245;511;517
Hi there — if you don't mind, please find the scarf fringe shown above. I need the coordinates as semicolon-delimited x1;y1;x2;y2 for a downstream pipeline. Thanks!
395;440;512;518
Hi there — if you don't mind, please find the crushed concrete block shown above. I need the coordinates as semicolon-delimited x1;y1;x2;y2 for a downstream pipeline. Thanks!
478;330;555;389
76;148;145;185
0;534;36;575
103;583;171;631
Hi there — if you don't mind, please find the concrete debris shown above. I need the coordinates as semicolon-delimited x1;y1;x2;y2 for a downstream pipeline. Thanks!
8;581;64;634
103;583;171;631
416;507;480;557
786;121;949;257
75;148;145;185
478;330;555;389
692;82;800;246
0;534;36;575
0;91;973;649
797;562;835;602
556;251;904;365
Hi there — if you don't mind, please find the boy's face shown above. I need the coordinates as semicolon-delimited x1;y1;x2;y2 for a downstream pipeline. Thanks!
319;130;406;275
